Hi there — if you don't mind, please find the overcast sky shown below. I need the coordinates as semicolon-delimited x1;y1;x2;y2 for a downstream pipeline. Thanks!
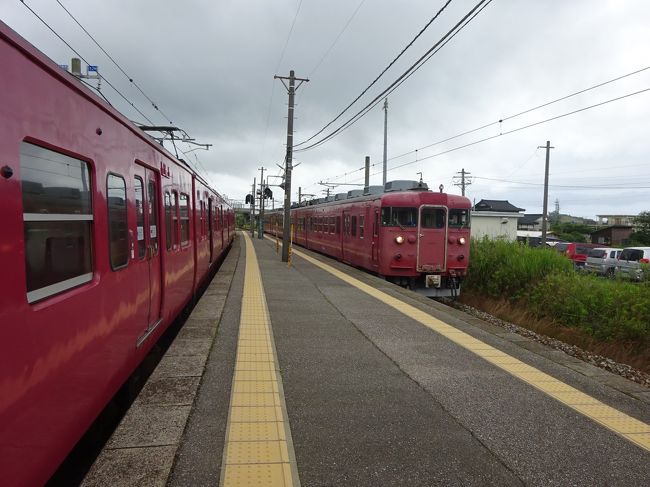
4;0;650;219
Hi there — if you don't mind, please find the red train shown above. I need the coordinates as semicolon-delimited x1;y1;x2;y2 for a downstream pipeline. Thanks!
0;21;233;486
264;181;471;296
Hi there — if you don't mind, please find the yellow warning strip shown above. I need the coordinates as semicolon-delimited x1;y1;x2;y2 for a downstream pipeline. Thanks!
289;244;650;453
220;233;300;487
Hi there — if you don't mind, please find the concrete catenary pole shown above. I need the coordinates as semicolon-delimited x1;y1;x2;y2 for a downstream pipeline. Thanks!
274;70;309;262
364;156;370;190
538;141;554;246
382;98;388;187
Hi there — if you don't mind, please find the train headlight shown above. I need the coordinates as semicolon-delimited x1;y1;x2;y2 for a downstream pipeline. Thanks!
458;237;466;245
395;235;404;244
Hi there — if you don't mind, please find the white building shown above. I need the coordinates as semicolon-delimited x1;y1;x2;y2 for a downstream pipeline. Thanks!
471;199;525;241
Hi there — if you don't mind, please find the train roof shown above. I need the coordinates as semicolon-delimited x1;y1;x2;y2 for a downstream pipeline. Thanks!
289;180;471;210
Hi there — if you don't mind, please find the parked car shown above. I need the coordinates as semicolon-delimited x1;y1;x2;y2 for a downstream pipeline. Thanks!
554;242;602;269
584;247;622;276
615;247;650;280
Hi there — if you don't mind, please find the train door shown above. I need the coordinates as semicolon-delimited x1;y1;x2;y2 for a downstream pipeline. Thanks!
342;210;352;263
371;209;380;267
416;205;447;272
208;198;214;262
134;164;162;344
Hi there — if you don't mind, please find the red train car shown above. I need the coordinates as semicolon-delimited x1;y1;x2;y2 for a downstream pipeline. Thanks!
264;180;471;296
0;21;233;486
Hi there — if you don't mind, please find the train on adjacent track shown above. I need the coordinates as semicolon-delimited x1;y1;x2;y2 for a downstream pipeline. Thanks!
0;21;234;486
263;180;472;296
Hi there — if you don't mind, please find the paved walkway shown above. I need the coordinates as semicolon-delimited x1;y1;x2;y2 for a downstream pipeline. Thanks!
85;232;650;486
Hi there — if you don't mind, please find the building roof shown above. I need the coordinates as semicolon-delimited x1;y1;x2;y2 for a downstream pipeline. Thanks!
473;199;525;213
519;213;543;225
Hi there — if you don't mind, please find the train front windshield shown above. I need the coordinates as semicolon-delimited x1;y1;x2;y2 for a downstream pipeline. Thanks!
381;207;418;227
448;209;470;228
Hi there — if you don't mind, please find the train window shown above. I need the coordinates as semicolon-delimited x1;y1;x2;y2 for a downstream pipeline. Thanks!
381;207;418;227
134;177;146;259
148;180;158;255
374;211;379;237
329;217;335;234
21;142;94;303
421;208;446;229
107;174;128;270
200;200;205;237
164;192;173;250
180;193;190;245
336;216;341;234
449;209;470;228
359;215;365;239
351;216;357;237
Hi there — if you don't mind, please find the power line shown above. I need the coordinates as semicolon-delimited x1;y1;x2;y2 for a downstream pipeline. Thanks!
295;0;492;152
317;65;650;185
55;0;173;124
260;0;305;163
307;0;367;77
295;0;455;149
331;86;650;186
19;0;155;125
473;176;650;190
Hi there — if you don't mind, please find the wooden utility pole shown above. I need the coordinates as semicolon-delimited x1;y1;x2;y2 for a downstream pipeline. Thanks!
258;167;265;239
274;70;309;262
538;141;555;246
250;177;256;237
364;156;370;190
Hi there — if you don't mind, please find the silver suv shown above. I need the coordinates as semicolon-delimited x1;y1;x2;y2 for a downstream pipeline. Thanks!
585;247;622;277
615;247;650;281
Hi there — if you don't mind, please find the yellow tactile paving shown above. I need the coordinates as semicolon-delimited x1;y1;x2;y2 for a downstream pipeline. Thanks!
288;243;650;454
220;233;299;487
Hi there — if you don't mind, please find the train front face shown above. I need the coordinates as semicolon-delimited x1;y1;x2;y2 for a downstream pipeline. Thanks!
379;191;471;296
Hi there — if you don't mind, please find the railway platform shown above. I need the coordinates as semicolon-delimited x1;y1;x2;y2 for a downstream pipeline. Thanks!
83;232;650;486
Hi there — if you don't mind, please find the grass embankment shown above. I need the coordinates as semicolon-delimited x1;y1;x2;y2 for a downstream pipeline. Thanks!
462;239;650;373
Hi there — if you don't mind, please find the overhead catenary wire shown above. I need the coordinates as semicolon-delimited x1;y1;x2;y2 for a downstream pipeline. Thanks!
19;0;155;125
295;0;455;149
55;0;174;124
317;64;650;186
295;0;491;152
326;86;650;188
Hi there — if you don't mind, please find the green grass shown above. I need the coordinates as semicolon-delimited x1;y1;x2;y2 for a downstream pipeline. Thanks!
465;239;650;341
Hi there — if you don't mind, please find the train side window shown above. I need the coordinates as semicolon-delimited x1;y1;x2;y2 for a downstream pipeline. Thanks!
107;174;128;270
336;216;341;234
373;211;379;237
148;180;158;255
329;217;335;234
351;216;357;237
21;142;93;303
180;193;190;245
172;191;179;248
359;215;365;239
164;192;173;250
134;177;146;259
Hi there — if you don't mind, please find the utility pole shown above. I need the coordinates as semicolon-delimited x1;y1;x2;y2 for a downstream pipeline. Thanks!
258;166;265;239
274;70;309;262
382;98;388;187
364;156;370;190
298;187;302;204
251;177;256;237
538;141;555;246
452;168;472;196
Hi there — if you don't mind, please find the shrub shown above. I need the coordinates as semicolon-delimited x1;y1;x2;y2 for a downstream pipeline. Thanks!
464;238;650;342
